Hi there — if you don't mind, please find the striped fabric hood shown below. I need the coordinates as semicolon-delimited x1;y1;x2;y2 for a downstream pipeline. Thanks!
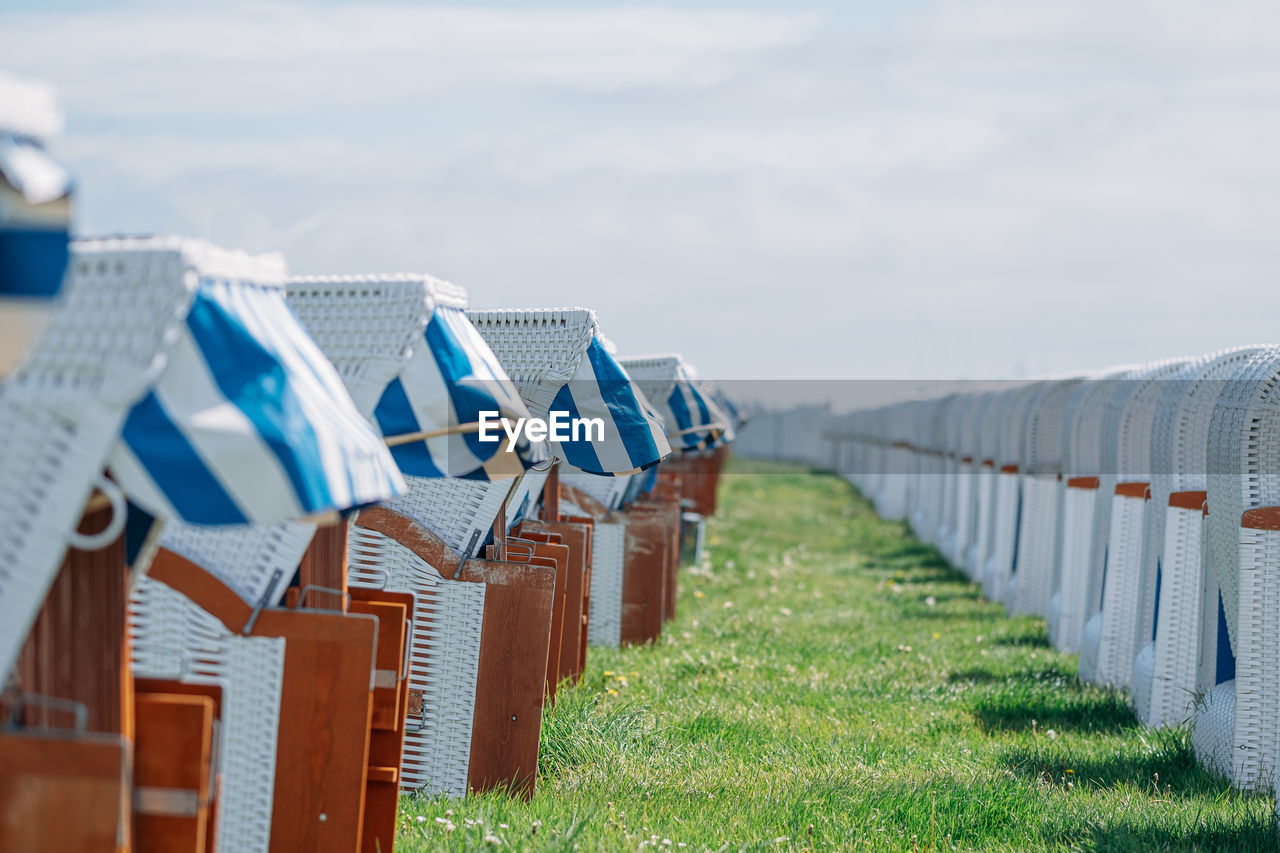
105;240;405;525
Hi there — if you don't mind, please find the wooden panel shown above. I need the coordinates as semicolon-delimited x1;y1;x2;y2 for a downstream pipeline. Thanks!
17;505;131;736
349;589;412;853
532;542;570;698
1067;476;1101;490
1169;490;1209;512
134;679;224;853
461;558;556;799
133;693;215;853
1115;481;1151;499
1241;506;1280;530
348;598;408;733
298;520;350;611
626;502;680;623
621;513;667;646
250;608;376;853
528;521;591;685
0;731;129;852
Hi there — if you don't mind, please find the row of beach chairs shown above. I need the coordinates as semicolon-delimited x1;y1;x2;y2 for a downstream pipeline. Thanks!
0;71;739;852
810;349;1280;808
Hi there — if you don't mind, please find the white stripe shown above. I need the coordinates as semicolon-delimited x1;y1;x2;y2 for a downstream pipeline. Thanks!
158;327;304;520
108;441;182;519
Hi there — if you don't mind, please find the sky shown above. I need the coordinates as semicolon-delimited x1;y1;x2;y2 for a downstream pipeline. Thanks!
5;1;1280;382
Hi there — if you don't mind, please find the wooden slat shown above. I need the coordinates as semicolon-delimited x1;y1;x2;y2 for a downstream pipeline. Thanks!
460;558;555;799
133;693;215;853
621;513;668;646
0;732;129;851
1115;481;1151;500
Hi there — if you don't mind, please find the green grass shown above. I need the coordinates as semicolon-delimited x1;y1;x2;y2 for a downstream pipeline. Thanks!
397;461;1277;851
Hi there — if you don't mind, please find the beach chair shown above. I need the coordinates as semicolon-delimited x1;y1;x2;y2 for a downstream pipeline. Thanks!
1131;348;1261;728
1189;347;1280;789
958;391;997;581
1050;368;1135;652
111;244;412;853
983;382;1041;606
1008;377;1084;618
1081;359;1191;687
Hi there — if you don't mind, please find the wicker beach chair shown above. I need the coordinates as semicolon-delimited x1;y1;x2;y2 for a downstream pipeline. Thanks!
1081;359;1191;687
1008;377;1085;618
957;391;996;580
1130;348;1263;728
983;382;1041;606
1050;368;1136;652
1189;346;1280;789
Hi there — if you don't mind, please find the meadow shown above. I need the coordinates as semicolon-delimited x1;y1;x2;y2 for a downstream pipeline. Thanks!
399;461;1277;851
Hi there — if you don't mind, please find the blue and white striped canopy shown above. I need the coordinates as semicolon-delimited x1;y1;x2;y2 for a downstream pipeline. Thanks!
110;277;405;525
666;363;730;451
551;336;671;476
620;355;730;453
466;308;671;477
375;303;544;481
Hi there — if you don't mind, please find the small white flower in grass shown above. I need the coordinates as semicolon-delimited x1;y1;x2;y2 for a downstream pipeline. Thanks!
435;818;448;824
1047;729;1058;740
779;607;792;616
723;601;733;609
416;816;427;823
925;596;937;607
774;837;790;845
484;834;501;846
499;823;509;829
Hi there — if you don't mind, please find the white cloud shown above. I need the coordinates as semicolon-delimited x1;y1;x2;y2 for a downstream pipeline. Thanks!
7;1;1280;381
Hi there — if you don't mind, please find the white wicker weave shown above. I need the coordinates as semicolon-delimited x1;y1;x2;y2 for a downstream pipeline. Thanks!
985;382;1041;606
1010;377;1083;618
286;275;459;417
466;308;597;421
1192;346;1280;789
348;524;484;796
1089;360;1190;687
1139;348;1262;727
1052;369;1135;652
585;520;627;647
130;577;286;853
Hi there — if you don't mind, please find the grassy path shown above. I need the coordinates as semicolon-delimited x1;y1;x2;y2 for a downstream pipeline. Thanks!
399;462;1277;851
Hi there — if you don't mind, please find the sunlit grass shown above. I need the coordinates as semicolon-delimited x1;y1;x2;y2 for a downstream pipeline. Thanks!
398;460;1276;851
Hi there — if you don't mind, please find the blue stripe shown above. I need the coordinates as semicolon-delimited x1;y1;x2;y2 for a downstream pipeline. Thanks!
375;376;446;478
583;339;661;469
689;383;717;449
552;382;605;474
1215;592;1235;684
0;228;68;298
667;385;697;450
426;309;497;462
1151;558;1162;642
121;391;248;524
124;500;160;568
185;283;334;512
